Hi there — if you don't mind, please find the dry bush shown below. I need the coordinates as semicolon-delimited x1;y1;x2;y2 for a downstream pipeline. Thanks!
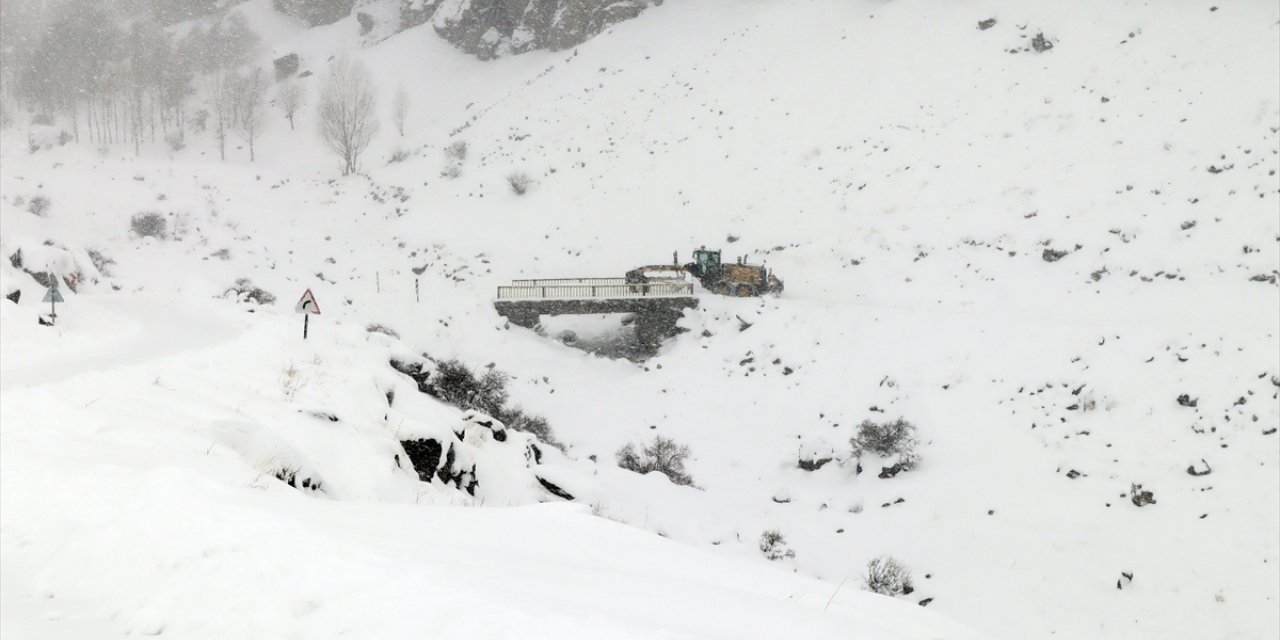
850;418;919;468
130;212;168;238
616;436;694;486
864;555;914;596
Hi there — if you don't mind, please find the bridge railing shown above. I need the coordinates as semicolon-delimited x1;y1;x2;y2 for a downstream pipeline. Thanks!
510;277;627;286
496;282;694;301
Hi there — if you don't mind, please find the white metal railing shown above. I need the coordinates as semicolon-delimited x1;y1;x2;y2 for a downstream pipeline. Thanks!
496;282;694;301
510;277;627;286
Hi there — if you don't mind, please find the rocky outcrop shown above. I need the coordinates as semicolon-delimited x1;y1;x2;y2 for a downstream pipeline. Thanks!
400;0;662;59
274;0;357;26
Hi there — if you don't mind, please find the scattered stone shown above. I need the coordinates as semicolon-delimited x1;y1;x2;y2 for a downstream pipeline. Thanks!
798;456;832;472
1186;459;1212;476
879;462;910;479
1042;248;1069;262
1130;483;1156;507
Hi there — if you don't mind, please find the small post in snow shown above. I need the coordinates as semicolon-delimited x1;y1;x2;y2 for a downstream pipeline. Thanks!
415;277;420;304
295;288;321;339
43;277;64;325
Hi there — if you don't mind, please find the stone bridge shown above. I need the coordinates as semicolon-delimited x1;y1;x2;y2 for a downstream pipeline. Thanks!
494;278;697;345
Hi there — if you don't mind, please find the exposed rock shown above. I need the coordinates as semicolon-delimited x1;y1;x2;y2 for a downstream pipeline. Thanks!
536;475;574;500
1031;32;1054;52
273;53;300;80
1186;459;1212;476
5;289;19;304
402;0;663;60
401;438;446;482
1042;247;1069;262
1130;483;1156;507
798;456;832;471
273;0;355;26
879;462;911;479
977;18;996;30
1176;394;1198;408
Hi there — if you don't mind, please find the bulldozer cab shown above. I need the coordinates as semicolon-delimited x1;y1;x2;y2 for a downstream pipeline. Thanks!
690;248;721;277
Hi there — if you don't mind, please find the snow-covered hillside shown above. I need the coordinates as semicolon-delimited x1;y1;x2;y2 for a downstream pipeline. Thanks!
2;0;1278;638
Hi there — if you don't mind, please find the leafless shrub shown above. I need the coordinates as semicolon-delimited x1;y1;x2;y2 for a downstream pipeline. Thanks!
759;530;795;561
616;436;694;486
27;195;50;217
864;556;914;596
225;278;276;305
445;140;468;161
87;249;115;276
850;418;919;468
420;358;562;449
130;212;168;238
506;171;533;195
366;323;400;338
389;147;412;163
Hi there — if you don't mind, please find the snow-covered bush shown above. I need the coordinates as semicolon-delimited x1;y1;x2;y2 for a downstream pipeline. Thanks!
864;555;913;596
506;171;533;195
26;195;50;217
224;278;276;305
445;140;468;161
366;323;400;338
431;359;509;417
501;407;563;451
850;418;919;469
86;249;114;277
409;358;562;448
616;436;695;486
388;147;411;163
759;530;795;561
130;212;168;239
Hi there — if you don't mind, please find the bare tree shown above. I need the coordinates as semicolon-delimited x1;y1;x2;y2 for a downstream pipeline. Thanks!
234;67;267;161
392;85;408;137
277;79;303;130
318;56;378;176
205;71;233;160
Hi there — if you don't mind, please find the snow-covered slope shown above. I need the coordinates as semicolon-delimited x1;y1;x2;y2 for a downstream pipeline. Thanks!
2;0;1278;638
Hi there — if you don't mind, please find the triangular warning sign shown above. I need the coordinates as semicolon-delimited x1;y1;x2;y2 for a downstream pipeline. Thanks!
43;283;64;303
295;289;321;314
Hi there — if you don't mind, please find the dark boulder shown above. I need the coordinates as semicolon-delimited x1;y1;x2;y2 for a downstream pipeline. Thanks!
273;53;300;80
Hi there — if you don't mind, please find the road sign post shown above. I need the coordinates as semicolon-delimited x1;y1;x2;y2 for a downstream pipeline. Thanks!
43;279;64;326
295;288;321;339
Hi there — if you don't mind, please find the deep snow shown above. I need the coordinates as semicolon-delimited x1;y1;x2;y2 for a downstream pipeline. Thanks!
2;0;1278;638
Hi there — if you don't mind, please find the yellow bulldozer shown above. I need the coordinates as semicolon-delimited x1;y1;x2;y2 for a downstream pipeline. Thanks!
626;247;783;297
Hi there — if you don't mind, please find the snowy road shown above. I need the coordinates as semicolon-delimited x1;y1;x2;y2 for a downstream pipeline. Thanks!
0;295;240;390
